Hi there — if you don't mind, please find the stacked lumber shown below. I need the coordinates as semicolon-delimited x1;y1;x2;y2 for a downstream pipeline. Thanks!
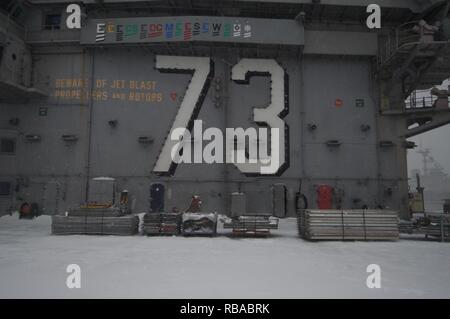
223;216;279;236
181;212;217;236
297;209;399;241
51;215;139;236
67;207;124;217
142;212;181;236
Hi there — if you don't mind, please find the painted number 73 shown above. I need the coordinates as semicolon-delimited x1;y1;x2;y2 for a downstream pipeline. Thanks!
152;55;289;176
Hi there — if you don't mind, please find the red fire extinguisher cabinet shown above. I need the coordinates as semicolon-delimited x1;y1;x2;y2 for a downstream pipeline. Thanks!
317;185;333;210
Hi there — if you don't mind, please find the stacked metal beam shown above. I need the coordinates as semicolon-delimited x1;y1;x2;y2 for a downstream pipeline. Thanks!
181;212;217;236
142;212;181;236
398;219;414;234
51;215;139;236
297;209;399;241
67;207;124;217
223;216;279;236
424;213;450;241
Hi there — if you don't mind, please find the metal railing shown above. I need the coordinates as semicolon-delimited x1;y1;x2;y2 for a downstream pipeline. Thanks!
405;89;450;110
30;68;51;94
378;20;423;67
0;64;24;85
24;25;81;44
0;10;80;44
0;11;25;39
0;63;50;94
405;95;436;109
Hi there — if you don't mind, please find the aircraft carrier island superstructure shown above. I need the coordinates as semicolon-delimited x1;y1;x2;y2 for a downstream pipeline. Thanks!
0;0;449;219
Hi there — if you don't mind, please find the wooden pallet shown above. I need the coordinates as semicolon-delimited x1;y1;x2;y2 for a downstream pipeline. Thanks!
224;216;279;237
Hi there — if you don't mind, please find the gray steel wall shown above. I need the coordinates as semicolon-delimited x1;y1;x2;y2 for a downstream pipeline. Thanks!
0;1;418;218
0;45;410;217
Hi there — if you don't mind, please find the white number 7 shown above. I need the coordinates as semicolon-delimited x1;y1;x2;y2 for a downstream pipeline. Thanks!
153;55;213;175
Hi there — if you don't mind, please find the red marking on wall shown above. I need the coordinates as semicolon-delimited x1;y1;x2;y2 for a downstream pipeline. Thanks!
317;185;334;210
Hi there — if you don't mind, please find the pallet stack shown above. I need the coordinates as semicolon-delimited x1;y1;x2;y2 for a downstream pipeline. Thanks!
297;209;399;241
142;212;181;236
399;219;414;234
66;207;124;217
223;216;279;236
51;215;139;236
424;213;450;241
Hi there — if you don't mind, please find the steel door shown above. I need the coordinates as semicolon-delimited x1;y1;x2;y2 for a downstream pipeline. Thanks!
150;183;165;212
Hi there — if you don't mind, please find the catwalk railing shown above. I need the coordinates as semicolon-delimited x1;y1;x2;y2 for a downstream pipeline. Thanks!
377;21;423;68
405;89;450;110
24;25;81;44
0;63;50;95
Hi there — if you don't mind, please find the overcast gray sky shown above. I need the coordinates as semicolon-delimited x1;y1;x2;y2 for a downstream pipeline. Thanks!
408;125;450;176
